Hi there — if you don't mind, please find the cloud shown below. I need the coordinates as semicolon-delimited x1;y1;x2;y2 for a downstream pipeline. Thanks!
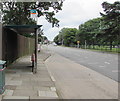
38;0;116;41
44;27;60;41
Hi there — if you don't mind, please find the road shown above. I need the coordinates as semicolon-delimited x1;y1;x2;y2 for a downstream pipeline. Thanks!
45;45;118;99
47;45;118;81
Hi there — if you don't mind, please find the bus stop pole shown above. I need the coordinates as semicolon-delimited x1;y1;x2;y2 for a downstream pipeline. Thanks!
34;28;38;74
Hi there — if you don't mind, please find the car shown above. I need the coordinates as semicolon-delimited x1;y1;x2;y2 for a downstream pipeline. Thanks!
52;43;57;46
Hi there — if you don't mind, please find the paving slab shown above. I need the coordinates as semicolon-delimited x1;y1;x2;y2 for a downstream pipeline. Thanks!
30;77;51;82
4;48;58;100
6;74;20;78
0;95;2;101
16;85;34;90
11;77;31;81
5;77;13;82
37;81;55;87
5;85;16;90
3;96;29;99
21;81;38;86
37;67;47;71
20;74;34;78
13;90;37;96
33;87;50;91
2;90;14;96
37;71;50;75
6;81;22;86
30;96;58;99
38;91;58;98
50;87;56;92
45;91;58;98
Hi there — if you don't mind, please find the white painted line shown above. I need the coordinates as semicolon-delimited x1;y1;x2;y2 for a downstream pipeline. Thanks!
99;65;105;68
50;87;56;91
49;71;56;82
46;91;58;98
51;76;56;82
112;70;119;73
104;62;110;64
88;62;98;65
85;57;88;58
38;91;46;97
38;91;58;98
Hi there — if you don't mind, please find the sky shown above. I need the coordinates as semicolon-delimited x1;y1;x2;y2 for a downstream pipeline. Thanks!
37;0;116;41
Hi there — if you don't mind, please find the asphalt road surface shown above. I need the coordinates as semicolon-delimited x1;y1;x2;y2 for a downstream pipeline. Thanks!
47;45;118;82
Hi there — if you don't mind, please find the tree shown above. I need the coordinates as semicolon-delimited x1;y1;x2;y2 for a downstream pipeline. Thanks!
54;35;61;45
1;1;64;27
100;1;120;50
63;28;77;46
76;18;102;48
54;28;78;46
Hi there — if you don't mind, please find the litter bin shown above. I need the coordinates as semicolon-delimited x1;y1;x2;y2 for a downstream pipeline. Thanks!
0;60;6;94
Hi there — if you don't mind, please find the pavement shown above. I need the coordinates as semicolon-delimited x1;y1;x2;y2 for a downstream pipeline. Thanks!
0;48;59;100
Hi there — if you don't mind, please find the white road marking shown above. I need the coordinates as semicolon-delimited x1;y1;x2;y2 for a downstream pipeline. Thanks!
51;76;56;82
104;62;110;64
38;91;58;97
88;62;98;65
99;65;105;68
85;57;88;58
112;70;119;73
47;70;56;82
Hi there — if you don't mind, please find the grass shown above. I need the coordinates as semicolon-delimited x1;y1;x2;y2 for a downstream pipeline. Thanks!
83;46;120;53
69;45;120;53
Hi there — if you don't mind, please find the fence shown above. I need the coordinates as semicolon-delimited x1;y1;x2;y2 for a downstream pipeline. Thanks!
70;44;120;53
2;28;35;64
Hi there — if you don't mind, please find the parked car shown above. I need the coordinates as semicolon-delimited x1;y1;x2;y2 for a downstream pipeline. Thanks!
52;42;57;46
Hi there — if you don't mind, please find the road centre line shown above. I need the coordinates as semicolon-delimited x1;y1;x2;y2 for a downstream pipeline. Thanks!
104;62;110;64
99;65;105;68
112;70;120;73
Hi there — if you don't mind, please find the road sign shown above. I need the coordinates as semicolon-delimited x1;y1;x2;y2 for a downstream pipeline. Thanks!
77;41;80;44
30;9;37;18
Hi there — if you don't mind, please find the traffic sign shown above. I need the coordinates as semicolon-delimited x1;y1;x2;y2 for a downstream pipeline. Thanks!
30;9;37;18
77;41;80;44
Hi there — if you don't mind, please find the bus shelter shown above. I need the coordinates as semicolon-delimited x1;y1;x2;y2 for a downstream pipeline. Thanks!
4;25;42;73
